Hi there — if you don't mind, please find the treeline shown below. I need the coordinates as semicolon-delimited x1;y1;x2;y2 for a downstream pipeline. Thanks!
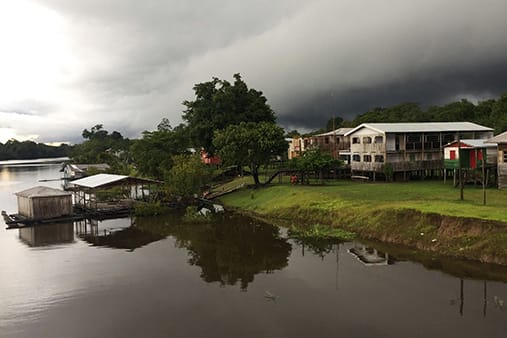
316;92;507;135
0;140;70;161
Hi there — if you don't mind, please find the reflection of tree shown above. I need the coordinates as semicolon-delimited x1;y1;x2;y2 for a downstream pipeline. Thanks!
136;214;291;290
290;237;337;259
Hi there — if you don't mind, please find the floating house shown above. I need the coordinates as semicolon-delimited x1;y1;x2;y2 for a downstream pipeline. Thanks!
68;173;161;212
15;186;72;220
61;163;110;180
344;122;494;180
486;131;507;189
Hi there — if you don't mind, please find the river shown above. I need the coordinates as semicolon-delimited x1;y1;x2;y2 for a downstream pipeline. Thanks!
0;160;507;338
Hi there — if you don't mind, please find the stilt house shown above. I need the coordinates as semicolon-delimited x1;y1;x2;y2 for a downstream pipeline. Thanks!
344;122;493;180
486;131;507;189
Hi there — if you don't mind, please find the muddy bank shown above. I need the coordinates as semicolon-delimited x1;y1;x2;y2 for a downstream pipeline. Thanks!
227;206;507;266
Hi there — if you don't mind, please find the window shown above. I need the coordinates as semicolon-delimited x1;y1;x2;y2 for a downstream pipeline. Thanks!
352;154;361;162
363;137;372;144
426;153;432;160
352;137;360;144
363;155;372;162
374;136;383;144
407;135;421;143
503;151;507;163
325;137;329;144
374;155;384;162
409;154;416;161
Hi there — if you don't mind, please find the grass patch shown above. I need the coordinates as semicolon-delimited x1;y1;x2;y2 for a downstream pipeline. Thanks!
289;224;355;241
220;180;507;222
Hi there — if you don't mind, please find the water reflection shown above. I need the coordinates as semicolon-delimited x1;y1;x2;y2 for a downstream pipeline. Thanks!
18;222;74;247
75;218;165;251
136;213;292;289
348;242;393;266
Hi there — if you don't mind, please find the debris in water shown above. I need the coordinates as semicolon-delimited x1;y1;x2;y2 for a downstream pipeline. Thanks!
494;296;504;309
264;291;277;301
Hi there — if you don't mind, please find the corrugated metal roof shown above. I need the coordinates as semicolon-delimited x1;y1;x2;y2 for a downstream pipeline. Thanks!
345;122;493;136
71;173;128;188
444;139;497;148
487;131;507;144
315;128;353;137
15;186;71;198
71;163;110;172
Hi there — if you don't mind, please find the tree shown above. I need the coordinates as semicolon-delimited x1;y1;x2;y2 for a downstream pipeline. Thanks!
183;74;276;155
166;154;212;198
213;122;288;186
71;125;130;166
130;122;190;179
289;148;341;184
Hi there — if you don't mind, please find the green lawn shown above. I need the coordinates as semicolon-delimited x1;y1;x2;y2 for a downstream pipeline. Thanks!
221;180;507;222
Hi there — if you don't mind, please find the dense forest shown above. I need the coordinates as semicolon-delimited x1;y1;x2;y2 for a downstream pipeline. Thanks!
0;139;70;161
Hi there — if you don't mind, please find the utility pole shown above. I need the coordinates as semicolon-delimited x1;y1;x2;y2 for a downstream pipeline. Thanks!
482;148;486;205
458;133;464;200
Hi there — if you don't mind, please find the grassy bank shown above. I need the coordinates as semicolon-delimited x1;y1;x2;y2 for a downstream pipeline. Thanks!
220;180;507;265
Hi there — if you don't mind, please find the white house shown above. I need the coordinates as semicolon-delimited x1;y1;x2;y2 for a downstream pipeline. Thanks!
344;122;494;180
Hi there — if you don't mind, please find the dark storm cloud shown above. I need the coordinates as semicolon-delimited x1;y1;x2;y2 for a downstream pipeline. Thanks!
5;0;507;142
280;60;507;129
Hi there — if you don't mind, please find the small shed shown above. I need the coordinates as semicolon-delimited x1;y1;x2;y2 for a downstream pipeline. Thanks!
443;139;496;170
15;186;72;220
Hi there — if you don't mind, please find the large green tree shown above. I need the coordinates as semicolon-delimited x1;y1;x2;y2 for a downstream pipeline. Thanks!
183;74;276;155
130;122;190;179
213;121;288;186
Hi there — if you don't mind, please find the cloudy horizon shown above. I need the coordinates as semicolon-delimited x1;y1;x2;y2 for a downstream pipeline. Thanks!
1;0;506;144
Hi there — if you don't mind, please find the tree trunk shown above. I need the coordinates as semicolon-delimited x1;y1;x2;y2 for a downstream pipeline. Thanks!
252;164;260;186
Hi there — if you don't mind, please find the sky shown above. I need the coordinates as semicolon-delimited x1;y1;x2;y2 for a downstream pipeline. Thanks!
1;0;507;144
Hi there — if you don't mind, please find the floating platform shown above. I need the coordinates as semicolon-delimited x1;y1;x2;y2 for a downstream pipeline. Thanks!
2;210;86;229
2;204;135;229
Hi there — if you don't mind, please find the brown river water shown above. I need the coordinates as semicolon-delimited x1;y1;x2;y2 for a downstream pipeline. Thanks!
1;160;507;338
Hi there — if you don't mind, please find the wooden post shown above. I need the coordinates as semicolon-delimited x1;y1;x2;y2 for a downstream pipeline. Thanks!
482;149;486;205
458;134;464;200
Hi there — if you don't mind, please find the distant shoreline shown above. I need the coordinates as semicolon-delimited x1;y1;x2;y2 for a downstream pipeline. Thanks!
0;157;69;166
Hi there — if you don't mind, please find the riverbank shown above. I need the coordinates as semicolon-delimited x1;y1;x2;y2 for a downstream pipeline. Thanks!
219;180;507;265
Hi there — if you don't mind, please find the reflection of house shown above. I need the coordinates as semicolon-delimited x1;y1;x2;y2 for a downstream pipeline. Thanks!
15;186;72;220
344;122;493;180
311;128;352;159
348;243;392;266
62;163;110;180
75;218;163;251
487;131;507;189
19;222;74;247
